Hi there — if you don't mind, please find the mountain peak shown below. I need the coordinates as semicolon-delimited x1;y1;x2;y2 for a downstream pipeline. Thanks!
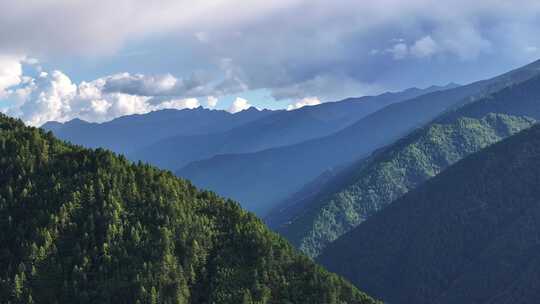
66;117;90;125
41;120;64;131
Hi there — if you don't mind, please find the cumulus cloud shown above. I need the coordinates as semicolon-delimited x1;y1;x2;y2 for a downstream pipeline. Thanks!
378;34;480;61
410;36;439;58
153;98;200;111
206;96;218;108
103;73;178;96
387;43;409;60
228;97;252;113
1;63;215;126
0;55;23;98
287;97;321;111
100;62;247;99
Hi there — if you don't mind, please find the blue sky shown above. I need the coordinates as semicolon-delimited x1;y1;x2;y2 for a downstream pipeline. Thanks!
1;0;540;125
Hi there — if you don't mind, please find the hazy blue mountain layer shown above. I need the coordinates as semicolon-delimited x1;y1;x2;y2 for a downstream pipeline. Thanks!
42;107;274;155
129;85;452;170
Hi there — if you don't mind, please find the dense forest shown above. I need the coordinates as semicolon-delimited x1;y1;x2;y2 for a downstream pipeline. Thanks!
318;124;540;304
0;114;378;304
270;74;540;257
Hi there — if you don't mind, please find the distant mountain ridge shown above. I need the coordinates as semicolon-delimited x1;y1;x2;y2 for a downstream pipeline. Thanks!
42;107;275;155
41;85;455;176
128;85;454;170
318;123;540;304
178;59;540;215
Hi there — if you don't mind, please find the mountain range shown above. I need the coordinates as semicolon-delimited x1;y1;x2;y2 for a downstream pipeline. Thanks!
42;85;455;214
17;57;540;303
178;60;540;215
128;86;450;170
268;72;540;257
42;107;275;155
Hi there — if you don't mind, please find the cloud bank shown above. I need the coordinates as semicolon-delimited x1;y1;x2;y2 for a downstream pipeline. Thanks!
1;0;540;123
0;55;23;98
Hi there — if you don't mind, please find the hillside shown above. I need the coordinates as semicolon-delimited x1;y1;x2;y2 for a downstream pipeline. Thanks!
318;124;540;304
0;114;378;304
178;59;540;215
128;85;451;170
269;74;540;257
42;107;274;155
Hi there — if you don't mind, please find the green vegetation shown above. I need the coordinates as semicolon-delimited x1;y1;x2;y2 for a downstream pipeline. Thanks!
318;123;540;304
281;114;534;257
0;114;377;304
271;74;540;258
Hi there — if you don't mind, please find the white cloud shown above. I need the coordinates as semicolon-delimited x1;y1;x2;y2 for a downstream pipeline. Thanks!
380;31;488;61
195;32;210;43
101;64;246;99
206;96;218;108
0;55;23;98
228;97;252;113
434;24;492;60
153;98;200;111
410;36;439;58
13;70;77;126
3;67;216;126
21;57;39;65
387;43;409;60
382;36;442;60
103;73;178;96
287;97;321;111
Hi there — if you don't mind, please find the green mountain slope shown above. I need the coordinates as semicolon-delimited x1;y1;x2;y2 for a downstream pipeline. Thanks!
269;74;540;258
318;124;540;304
0;114;378;304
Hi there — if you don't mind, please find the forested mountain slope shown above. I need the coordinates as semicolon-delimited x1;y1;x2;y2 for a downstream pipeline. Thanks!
178;59;540;215
0;114;378;304
269;74;540;257
129;85;450;170
318;124;540;304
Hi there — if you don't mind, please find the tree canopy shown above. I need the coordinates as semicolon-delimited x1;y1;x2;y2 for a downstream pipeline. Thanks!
0;114;377;304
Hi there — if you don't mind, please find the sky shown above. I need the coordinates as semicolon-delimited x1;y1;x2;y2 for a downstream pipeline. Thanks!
1;0;540;126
